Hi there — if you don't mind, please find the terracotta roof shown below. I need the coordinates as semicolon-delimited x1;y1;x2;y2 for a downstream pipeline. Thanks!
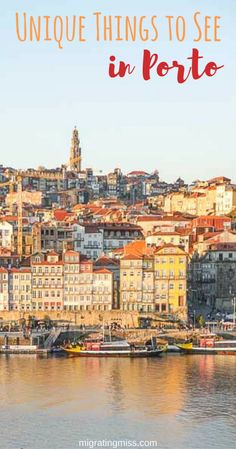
209;243;236;251
155;243;188;256
122;240;156;258
121;254;143;261
32;261;63;266
47;251;59;256
93;268;112;274
137;215;191;222
208;176;231;184
10;268;30;273
0;215;17;221
150;231;181;236
64;250;80;255
95;256;119;266
202;231;221;241
112;247;124;254
127;170;149;176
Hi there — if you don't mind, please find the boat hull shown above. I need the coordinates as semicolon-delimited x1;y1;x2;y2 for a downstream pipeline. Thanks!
178;347;236;355
176;342;236;355
62;348;165;357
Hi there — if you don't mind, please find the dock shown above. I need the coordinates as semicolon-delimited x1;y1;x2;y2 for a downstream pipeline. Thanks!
0;344;51;354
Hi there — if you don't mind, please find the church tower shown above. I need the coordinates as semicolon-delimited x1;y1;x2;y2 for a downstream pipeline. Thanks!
69;126;81;172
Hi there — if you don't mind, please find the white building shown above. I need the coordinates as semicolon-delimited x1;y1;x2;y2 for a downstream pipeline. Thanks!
0;221;13;250
216;184;236;215
92;268;113;311
8;268;32;311
73;223;104;259
0;267;9;311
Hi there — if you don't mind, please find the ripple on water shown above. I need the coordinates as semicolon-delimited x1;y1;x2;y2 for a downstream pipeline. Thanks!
0;354;236;449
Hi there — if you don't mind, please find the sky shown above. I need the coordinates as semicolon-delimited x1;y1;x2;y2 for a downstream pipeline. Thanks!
0;0;235;183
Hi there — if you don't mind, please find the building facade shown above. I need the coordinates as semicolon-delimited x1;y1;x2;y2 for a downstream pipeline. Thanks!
120;244;188;318
189;243;236;312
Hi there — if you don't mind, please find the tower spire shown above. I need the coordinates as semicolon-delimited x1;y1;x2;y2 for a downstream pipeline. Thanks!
69;126;81;172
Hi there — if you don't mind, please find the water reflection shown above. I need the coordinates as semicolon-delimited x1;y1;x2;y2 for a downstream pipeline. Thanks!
0;354;236;449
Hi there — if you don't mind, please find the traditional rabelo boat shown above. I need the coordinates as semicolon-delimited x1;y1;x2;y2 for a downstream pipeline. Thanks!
62;338;167;357
177;334;236;355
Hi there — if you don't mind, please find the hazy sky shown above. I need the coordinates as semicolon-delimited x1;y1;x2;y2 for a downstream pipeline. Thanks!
1;0;235;183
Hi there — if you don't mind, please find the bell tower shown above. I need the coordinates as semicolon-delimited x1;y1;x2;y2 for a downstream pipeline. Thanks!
69;126;81;172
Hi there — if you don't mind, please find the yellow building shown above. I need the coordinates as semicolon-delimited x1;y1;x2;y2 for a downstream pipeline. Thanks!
146;231;190;253
164;188;216;216
120;241;188;318
154;244;188;319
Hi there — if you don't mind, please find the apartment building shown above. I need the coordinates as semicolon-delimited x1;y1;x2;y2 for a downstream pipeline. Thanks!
146;230;190;253
8;268;31;311
0;267;9;311
216;184;236;215
0;250;113;312
63;250;94;311
0;221;13;250
31;252;64;312
189;243;236;312
154;245;187;317
73;223;104;259
120;243;188;318
92;268;113;311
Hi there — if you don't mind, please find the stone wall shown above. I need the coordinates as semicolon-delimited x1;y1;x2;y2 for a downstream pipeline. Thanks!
0;310;141;327
0;310;182;328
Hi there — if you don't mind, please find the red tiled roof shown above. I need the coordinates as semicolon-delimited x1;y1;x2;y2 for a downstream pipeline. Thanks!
95;256;119;266
127;171;148;176
53;209;75;221
32;262;63;266
208;176;231;184
93;268;112;274
150;231;181;236
121;254;143;261
64;250;80;255
137;215;191;222
155;243;188;256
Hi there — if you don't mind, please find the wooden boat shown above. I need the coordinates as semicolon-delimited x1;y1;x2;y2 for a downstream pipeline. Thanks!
177;336;236;355
62;339;167;357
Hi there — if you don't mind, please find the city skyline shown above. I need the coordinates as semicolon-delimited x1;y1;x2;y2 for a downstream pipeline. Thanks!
1;0;235;182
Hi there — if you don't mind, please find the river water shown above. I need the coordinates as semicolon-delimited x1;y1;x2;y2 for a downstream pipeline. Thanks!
0;354;235;449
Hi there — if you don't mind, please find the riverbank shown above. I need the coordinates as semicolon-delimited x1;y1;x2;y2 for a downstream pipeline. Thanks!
0;309;185;329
